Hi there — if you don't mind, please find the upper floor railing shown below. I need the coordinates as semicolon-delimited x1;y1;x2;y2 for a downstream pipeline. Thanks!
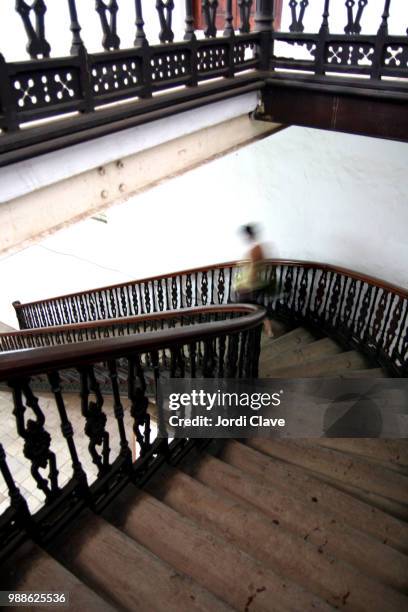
271;0;408;83
0;1;406;166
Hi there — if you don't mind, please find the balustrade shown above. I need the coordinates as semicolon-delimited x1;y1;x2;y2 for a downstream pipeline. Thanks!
0;1;406;164
0;303;263;561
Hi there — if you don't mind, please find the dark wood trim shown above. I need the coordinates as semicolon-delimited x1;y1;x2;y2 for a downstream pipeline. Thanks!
3;305;257;337
0;74;265;167
261;80;408;143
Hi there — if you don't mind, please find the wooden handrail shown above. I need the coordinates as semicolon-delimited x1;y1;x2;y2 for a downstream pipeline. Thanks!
13;259;408;312
0;304;265;379
1;305;255;338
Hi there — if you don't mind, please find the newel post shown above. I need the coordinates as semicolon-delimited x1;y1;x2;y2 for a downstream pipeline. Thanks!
12;301;26;330
254;0;274;70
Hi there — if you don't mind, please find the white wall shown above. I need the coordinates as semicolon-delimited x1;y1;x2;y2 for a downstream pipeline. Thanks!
1;125;407;329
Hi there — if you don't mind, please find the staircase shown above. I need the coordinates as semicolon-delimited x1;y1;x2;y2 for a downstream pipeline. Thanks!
1;322;407;611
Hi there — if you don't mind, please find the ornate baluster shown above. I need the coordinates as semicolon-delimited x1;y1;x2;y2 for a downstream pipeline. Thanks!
0;443;31;523
315;0;330;74
79;367;110;474
95;0;120;50
289;0;309;33
157;279;165;311
344;0;368;35
226;333;239;377
283;266;295;313
255;0;274;32
10;379;59;500
128;356;151;456
67;0;84;55
217;334;226;377
144;283;151;313
371;0;391;79
202;339;216;377
47;371;88;490
378;292;395;354
296;267;309;316
371;289;387;344
201;271;209;305
107;360;131;461
392;300;408;369
224;0;234;36
186;274;193;307
350;281;364;339
156;0;175;43
356;284;373;340
384;295;403;356
237;331;248;378
202;0;218;38
238;0;253;34
188;342;197;378
185;0;196;40
131;285;139;314
171;277;178;309
16;0;51;59
217;269;225;303
134;0;148;47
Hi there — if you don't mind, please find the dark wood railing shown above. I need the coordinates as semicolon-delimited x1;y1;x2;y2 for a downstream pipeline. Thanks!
11;258;408;376
0;303;264;562
1;1;407;165
270;0;408;83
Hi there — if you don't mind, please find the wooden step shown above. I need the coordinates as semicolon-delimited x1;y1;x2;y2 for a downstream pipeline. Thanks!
50;511;232;612
260;337;343;374
247;439;408;505
337;368;387;378
314;439;408;469
261;327;317;361
218;440;408;554
104;487;333;611
265;351;371;377
183;452;408;597
288;463;408;523
145;465;408;611
260;318;290;346
0;541;115;612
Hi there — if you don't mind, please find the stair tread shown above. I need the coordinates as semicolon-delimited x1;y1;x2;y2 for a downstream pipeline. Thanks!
103;486;333;611
314;438;408;468
220;440;408;553
260;327;317;361
144;464;408;610
259;337;343;374
182;451;408;603
264;350;372;377
0;540;115;612
50;511;232;612
246;439;408;505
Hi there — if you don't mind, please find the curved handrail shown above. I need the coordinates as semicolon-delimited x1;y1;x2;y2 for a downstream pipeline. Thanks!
13;258;408;313
0;304;265;379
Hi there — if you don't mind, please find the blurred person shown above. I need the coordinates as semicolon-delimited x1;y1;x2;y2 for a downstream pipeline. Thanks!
234;223;275;338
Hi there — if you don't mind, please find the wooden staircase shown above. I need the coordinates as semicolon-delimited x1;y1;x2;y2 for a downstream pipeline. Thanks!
1;324;408;611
